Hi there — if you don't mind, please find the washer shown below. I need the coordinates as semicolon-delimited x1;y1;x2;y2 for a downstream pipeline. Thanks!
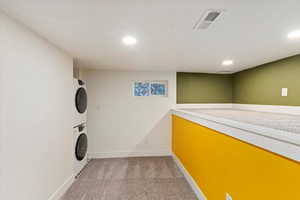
74;78;87;126
73;123;88;177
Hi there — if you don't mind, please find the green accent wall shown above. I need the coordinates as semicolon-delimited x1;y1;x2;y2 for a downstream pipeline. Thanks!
233;55;300;106
177;54;300;106
177;73;233;104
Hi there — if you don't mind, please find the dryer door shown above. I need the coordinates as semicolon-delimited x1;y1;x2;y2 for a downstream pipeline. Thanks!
75;133;88;161
75;87;87;114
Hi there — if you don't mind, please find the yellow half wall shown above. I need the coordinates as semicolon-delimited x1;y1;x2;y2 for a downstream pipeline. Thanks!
172;115;300;200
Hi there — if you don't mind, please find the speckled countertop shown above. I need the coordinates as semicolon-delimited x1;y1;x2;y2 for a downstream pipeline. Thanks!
182;108;300;134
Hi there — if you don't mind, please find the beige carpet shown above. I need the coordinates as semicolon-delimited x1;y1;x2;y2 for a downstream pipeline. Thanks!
61;156;198;200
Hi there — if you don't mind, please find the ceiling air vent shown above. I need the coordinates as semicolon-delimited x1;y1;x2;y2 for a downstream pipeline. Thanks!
193;9;223;30
217;71;232;74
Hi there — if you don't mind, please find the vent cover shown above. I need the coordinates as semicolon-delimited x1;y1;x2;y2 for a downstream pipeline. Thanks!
193;9;223;30
217;71;232;74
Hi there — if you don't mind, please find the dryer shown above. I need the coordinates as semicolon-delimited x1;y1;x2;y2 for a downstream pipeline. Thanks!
73;123;88;177
74;78;87;126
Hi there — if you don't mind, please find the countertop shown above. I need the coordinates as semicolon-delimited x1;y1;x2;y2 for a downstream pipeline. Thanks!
181;108;300;134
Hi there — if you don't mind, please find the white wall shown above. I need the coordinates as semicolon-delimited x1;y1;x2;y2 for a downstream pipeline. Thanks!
0;35;4;198
85;70;176;158
0;12;73;200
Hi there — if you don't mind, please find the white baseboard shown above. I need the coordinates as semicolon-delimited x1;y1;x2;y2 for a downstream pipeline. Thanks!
48;175;74;200
89;149;171;159
172;153;207;200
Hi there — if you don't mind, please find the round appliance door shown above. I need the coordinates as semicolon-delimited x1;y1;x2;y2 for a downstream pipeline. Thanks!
75;133;88;161
75;87;87;114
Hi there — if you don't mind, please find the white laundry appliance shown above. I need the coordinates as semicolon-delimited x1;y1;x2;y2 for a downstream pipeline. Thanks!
73;123;88;177
73;78;87;126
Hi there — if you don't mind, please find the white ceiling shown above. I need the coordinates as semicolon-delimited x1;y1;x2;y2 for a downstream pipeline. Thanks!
1;0;300;73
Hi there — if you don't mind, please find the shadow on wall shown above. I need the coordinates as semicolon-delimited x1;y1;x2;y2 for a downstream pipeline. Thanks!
130;110;172;157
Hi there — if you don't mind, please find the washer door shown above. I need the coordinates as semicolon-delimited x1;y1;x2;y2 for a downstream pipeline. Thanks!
75;87;87;114
75;133;88;161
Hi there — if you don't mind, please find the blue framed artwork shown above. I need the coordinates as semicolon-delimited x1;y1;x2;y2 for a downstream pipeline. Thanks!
151;82;167;96
134;82;150;96
133;81;167;97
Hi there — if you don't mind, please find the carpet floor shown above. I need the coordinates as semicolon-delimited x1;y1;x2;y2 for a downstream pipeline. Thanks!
61;156;198;200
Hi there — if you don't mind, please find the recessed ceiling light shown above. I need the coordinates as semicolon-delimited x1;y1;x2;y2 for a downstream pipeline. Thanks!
122;36;137;46
288;30;300;39
222;60;234;66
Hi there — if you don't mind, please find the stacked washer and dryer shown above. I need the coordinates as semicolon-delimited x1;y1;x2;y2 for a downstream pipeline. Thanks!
73;79;88;177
